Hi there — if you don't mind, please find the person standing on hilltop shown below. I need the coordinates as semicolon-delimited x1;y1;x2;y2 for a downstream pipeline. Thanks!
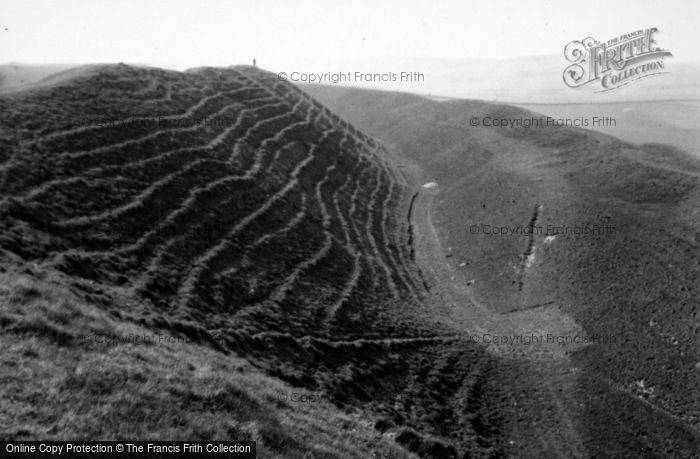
253;58;256;67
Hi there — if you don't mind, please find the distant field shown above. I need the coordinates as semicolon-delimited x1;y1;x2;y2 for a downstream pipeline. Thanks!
284;56;700;102
518;100;700;158
0;64;77;92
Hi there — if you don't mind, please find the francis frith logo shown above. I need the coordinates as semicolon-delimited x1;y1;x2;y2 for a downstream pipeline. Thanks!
563;28;672;91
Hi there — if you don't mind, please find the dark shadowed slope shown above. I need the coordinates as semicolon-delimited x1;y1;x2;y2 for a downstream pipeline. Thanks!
306;85;700;457
0;64;424;336
0;65;512;457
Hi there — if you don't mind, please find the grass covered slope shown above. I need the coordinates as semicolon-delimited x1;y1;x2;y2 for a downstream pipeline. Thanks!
0;65;509;457
0;264;409;458
0;64;427;347
306;85;700;457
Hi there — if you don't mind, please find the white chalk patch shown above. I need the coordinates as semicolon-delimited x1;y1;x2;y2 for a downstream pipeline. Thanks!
422;182;438;189
459;262;466;267
635;379;655;396
525;249;536;268
544;235;556;244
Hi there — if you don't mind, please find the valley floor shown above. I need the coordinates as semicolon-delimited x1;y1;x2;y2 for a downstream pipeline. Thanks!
391;150;586;456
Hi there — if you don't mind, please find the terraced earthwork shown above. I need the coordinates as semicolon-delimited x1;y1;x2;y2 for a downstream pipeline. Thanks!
0;65;504;457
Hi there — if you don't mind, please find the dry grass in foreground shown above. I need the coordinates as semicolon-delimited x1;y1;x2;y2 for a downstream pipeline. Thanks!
0;266;410;458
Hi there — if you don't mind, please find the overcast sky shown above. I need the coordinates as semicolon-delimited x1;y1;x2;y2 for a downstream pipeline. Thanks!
2;0;699;70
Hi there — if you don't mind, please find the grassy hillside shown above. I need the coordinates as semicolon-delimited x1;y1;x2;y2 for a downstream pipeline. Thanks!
306;85;700;457
0;265;410;457
0;65;512;457
2;63;698;457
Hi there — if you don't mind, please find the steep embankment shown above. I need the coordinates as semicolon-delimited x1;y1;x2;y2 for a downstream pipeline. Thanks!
0;65;510;457
307;85;700;457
